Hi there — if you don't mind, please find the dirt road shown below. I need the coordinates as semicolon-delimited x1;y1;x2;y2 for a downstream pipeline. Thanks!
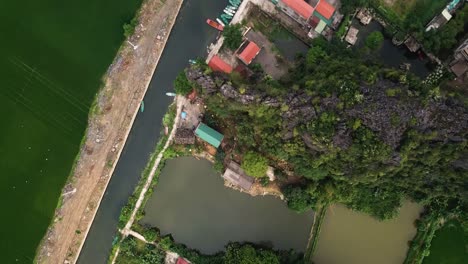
35;0;184;263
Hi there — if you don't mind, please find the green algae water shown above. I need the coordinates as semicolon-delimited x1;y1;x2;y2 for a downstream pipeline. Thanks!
0;0;142;262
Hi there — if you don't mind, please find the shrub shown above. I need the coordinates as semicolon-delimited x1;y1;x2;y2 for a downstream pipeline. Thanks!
241;151;268;178
223;24;243;50
174;71;192;95
365;31;384;50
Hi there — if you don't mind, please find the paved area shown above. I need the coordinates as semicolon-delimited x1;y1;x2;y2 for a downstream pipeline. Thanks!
246;29;288;79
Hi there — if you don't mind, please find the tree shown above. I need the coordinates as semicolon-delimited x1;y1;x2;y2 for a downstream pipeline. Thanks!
173;71;192;95
123;17;139;38
225;243;280;264
365;31;384;50
223;24;243;50
282;186;312;213
241;151;268;178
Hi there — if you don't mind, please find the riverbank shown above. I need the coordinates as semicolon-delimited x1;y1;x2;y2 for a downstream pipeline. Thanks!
35;0;184;263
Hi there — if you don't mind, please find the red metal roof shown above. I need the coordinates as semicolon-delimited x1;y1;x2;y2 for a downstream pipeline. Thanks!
208;55;233;73
176;258;190;264
237;41;261;65
281;0;314;19
315;0;335;20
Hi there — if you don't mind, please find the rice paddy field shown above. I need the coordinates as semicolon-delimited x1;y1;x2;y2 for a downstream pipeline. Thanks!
0;0;142;262
424;220;468;264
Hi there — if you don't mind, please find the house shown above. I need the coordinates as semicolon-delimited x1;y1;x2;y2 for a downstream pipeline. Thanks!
404;36;421;53
450;38;468;77
223;161;255;190
278;0;315;26
208;55;233;73
236;40;261;65
194;123;224;148
174;128;195;145
345;26;359;45
277;0;337;36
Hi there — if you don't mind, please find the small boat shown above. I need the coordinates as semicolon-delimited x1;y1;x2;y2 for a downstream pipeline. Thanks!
166;92;176;97
140;101;145;113
224;9;235;16
226;6;237;11
221;14;232;20
189;59;197;64
216;18;225;27
206;18;224;31
220;16;230;25
229;0;240;7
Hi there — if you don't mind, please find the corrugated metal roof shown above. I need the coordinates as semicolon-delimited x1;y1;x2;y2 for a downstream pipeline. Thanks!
281;0;314;19
238;41;261;65
315;0;335;20
195;123;224;148
223;161;255;190
208;55;233;73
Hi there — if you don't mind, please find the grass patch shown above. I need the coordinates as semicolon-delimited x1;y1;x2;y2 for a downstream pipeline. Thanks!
304;206;327;262
423;220;468;264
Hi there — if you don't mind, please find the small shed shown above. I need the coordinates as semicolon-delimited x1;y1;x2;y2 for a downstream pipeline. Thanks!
208;55;233;73
345;26;359;45
194;123;224;148
404;36;421;53
237;40;261;65
223;161;255;190
174;128;195;145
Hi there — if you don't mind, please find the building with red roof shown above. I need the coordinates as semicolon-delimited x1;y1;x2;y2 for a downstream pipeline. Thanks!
278;0;315;26
208;55;233;74
236;40;261;65
315;0;335;20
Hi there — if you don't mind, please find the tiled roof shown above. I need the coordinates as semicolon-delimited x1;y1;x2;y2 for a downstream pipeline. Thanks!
281;0;314;19
208;55;233;73
315;0;335;20
238;41;261;65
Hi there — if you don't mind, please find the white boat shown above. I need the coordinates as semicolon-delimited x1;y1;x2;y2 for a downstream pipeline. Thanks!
227;6;237;11
166;92;176;97
216;18;225;27
224;9;235;16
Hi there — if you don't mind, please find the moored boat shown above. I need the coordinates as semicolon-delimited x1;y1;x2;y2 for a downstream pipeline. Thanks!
206;18;224;31
166;92;176;97
140;101;145;113
216;18;225;27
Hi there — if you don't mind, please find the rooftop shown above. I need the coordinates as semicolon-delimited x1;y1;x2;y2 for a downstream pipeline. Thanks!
195;123;224;148
208;55;233;73
237;40;261;65
345;27;359;45
223;161;255;190
315;0;335;20
281;0;315;19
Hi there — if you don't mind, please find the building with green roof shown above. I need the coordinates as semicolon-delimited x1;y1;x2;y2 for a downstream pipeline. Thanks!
195;123;224;148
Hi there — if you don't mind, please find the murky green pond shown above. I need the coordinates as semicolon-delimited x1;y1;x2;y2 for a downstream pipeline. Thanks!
0;0;142;262
313;202;423;264
141;157;314;254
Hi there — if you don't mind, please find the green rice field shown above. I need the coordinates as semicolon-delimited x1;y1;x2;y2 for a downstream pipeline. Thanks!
0;0;142;262
424;220;468;264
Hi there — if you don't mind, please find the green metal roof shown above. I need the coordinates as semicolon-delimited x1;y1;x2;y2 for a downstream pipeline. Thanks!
195;123;224;148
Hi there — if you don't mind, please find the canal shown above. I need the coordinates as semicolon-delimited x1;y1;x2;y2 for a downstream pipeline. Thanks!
313;202;423;264
77;0;228;263
141;157;314;254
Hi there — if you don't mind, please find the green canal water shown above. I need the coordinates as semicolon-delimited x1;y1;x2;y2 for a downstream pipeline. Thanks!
0;0;142;262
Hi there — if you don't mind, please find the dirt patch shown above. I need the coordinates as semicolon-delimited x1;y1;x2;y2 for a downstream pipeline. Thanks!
35;0;184;263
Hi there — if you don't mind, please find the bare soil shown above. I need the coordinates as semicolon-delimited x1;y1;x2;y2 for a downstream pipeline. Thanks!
35;0;184;263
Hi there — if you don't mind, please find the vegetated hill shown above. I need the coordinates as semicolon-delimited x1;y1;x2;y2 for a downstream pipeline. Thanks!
186;38;467;221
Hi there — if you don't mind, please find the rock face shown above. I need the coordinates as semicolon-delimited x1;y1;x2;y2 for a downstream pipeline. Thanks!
187;65;467;153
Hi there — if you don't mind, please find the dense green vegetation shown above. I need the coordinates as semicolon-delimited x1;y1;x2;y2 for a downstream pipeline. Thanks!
419;4;468;56
116;225;305;264
190;37;467;224
223;24;243;50
365;31;384;50
116;237;165;264
241;151;268;178
174;71;193;95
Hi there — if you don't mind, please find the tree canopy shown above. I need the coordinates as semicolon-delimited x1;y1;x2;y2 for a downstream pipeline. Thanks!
223;24;243;50
174;71;192;95
241;151;268;178
365;31;384;50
